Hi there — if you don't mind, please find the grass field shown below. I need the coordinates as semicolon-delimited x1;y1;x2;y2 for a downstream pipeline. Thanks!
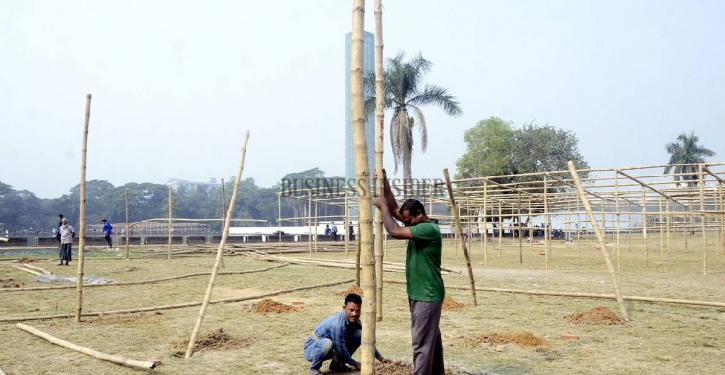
1;234;724;374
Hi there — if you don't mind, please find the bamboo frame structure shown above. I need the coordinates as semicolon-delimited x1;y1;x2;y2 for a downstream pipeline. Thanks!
373;0;385;323
125;189;130;260
352;1;376;371
185;131;250;359
75;94;91;323
17;323;157;369
168;185;173;261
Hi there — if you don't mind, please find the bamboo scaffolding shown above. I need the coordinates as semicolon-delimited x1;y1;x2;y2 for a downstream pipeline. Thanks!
75;94;91;324
2;279;353;323
168;185;173;261
642;186;648;269
373;0;385;323
125;189;130;260
567;161;630;321
700;165;707;275
443;169;477;306
308;193;312;256
483;181;488;266
185;131;250;359
17;323;157;369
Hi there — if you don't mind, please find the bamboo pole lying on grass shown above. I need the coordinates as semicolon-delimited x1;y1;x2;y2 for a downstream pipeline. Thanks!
386;279;725;309
186;131;250;359
1;279;354;323
11;265;44;276
1;264;288;293
16;323;158;369
0;365;6;375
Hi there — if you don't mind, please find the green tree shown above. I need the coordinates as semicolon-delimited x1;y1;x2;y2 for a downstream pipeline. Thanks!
664;132;716;187
455;117;515;184
364;52;462;197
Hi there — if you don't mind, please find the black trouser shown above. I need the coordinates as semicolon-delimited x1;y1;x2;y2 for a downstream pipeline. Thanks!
60;244;72;263
105;234;112;248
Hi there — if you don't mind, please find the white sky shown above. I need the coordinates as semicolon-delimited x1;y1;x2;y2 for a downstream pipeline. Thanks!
2;0;724;199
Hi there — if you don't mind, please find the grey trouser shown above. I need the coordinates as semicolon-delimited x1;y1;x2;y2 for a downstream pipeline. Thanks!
409;298;444;375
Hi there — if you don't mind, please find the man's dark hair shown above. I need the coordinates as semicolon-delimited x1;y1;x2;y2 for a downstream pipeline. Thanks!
102;219;107;223
58;214;63;218
344;293;362;305
399;199;426;217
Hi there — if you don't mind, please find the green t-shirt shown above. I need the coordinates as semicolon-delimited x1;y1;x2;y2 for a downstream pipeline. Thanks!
406;222;445;302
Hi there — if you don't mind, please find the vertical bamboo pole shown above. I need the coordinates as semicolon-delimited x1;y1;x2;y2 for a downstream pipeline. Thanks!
352;2;376;371
615;172;621;271
529;200;533;255
666;198;671;251
518;192;522;264
168;186;173;261
344;189;350;256
467;195;472;251
699;165;707;275
567;161;629;321
601;199;606;239
443;169;477;306
125;189;129;260
498;202;503;259
544;176;549;269
185;131;250;359
659;197;664;255
277;192;282;248
428;185;433;218
308;192;312;256
483;181;488;266
221;178;226;267
314;201;319;253
642;186;647;269
373;0;385;323
627;202;632;251
720;183;724;261
455;207;460;255
577;199;581;261
74;94;91;323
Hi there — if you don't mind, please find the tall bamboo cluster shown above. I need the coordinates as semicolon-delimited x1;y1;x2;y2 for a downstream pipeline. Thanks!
351;0;377;373
373;0;385;322
74;94;91;323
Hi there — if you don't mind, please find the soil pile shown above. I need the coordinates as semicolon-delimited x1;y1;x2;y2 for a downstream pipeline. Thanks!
465;331;549;348
338;284;364;296
14;258;35;263
174;328;251;351
441;296;464;310
252;298;299;314
566;306;625;325
372;361;458;375
1;278;23;288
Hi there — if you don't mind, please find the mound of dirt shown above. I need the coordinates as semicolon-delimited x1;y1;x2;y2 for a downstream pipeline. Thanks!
174;328;251;351
372;360;458;375
566;306;625;325
252;298;299;314
338;284;363;296
1;278;23;288
465;331;549;348
442;296;464;310
14;258;35;263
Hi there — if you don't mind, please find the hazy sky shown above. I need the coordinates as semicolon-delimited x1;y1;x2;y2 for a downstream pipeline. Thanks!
2;0;724;199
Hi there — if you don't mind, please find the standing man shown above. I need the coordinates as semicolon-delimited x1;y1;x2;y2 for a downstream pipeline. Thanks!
58;218;74;266
102;219;113;249
348;222;355;241
56;214;63;243
303;293;388;374
372;169;445;375
330;222;338;242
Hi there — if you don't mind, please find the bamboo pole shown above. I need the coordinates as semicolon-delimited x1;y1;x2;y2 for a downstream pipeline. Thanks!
443;169;477;306
221;178;226;267
74;93;91;324
642;186;648;269
168;185;173;261
185;130;250;359
0;365;5;375
3;279;352;323
529;200;534;256
314;201;319;253
544;175;549;268
2;264;288;293
659;197;664;255
567;161;629;321
373;0;385;323
345;189;350;257
483;181;488;266
352;0;377;371
277;192;282;251
125;189;130;260
12;265;43;276
666;198;671;251
308;192;312;256
517;192;522;264
498;202;502;258
699;164;707;275
17;323;157;369
615;172;621;271
720;183;724;261
577;199;581;260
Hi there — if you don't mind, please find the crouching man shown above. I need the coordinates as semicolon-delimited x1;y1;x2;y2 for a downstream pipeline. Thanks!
303;293;389;374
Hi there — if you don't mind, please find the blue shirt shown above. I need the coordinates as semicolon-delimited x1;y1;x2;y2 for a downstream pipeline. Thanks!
102;222;113;235
313;310;380;366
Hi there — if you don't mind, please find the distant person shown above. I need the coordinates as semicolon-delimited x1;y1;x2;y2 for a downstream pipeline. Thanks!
330;222;338;242
58;218;75;266
325;224;331;236
102;219;113;249
56;214;63;243
303;293;388;374
348;222;355;241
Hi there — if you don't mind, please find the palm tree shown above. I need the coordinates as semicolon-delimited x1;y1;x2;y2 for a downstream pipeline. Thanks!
365;52;462;198
663;132;715;187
